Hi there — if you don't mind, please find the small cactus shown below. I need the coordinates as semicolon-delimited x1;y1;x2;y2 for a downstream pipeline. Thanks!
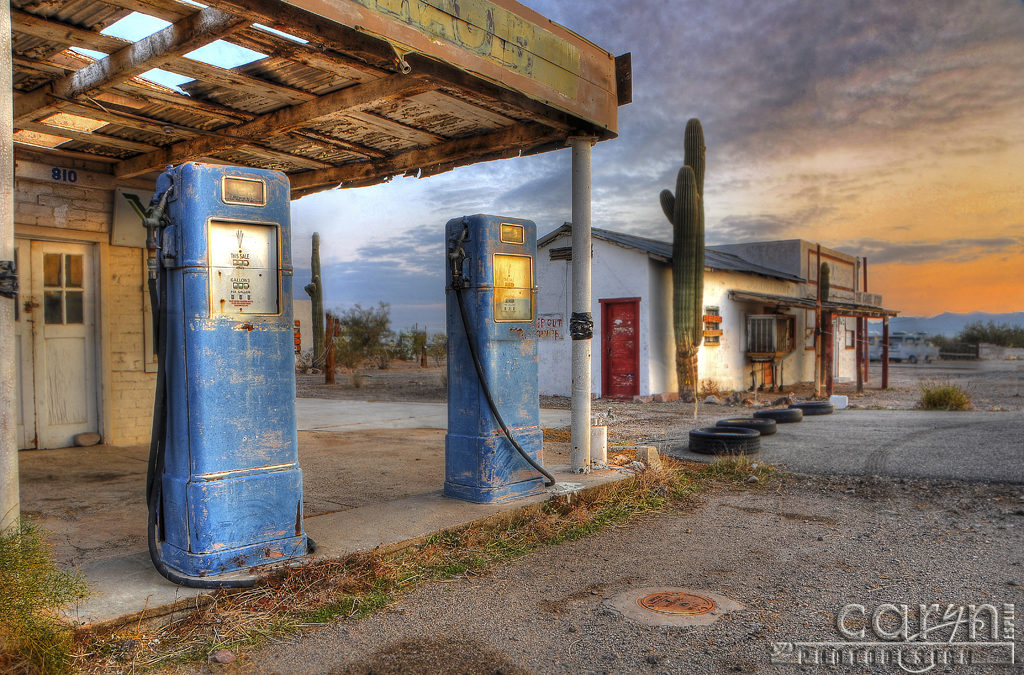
304;232;325;366
660;118;706;398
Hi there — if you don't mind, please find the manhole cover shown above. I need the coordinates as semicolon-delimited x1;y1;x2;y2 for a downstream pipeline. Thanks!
637;591;716;615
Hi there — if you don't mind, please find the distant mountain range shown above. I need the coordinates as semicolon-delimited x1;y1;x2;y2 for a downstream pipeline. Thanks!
868;311;1024;337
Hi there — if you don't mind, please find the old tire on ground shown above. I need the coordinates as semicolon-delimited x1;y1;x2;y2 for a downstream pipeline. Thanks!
688;427;761;455
789;401;835;416
753;408;803;423
715;417;777;436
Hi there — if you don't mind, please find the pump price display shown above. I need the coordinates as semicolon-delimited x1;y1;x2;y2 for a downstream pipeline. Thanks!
492;253;533;322
208;220;279;316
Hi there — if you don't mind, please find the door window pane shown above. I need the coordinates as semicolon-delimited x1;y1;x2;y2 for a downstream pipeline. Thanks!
44;291;63;324
65;255;83;287
65;291;84;324
43;253;62;287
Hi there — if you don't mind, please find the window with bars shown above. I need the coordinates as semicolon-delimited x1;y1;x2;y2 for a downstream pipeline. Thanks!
746;314;795;355
703;306;722;345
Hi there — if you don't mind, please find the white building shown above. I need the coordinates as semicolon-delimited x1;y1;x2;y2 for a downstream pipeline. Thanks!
536;225;893;398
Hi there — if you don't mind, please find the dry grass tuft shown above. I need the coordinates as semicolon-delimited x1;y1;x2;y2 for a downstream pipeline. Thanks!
918;381;971;411
73;457;776;672
0;519;89;675
542;427;571;443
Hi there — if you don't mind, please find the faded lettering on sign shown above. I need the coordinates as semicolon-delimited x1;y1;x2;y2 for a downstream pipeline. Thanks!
350;0;580;99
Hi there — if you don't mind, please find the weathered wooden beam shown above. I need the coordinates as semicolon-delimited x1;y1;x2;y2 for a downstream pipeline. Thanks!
11;9;128;53
52;99;206;138
153;56;315;104
289;122;563;192
14;8;250;123
345;110;445;146
18;121;160;153
98;0;192;23
114;75;435;177
287;129;388;159
231;144;332;169
205;0;398;71
112;82;254;123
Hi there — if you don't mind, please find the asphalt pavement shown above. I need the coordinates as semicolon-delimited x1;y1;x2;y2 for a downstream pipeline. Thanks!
669;409;1024;483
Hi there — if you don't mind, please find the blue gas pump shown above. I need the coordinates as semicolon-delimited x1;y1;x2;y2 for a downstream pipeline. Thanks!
444;215;556;503
144;163;307;585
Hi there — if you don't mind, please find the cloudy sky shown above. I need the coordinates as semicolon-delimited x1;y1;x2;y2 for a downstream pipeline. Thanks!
289;0;1024;333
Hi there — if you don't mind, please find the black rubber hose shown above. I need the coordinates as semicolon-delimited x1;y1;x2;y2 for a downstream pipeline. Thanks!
146;257;256;589
453;284;556;487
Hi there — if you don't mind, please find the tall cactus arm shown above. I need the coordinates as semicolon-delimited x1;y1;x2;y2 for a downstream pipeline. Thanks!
684;118;706;196
659;190;675;223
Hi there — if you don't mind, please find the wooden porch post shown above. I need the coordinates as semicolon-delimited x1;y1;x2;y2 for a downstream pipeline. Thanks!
881;317;890;389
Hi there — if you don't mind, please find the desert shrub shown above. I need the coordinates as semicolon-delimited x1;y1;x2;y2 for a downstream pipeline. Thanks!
698;379;722;398
427;333;447;366
0;519;88;674
919;382;971;411
332;303;394;372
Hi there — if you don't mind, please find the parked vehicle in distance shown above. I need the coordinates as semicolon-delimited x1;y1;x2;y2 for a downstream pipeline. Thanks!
868;332;940;363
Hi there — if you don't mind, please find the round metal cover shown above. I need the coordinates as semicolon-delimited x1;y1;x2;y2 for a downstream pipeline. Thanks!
637;591;716;615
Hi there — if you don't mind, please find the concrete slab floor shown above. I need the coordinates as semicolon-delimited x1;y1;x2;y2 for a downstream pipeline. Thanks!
68;465;629;627
16;400;602;628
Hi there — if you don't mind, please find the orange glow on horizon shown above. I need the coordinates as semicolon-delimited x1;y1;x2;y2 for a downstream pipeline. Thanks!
870;257;1024;316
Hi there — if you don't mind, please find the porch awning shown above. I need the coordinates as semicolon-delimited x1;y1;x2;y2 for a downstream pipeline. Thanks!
728;289;899;318
11;0;627;198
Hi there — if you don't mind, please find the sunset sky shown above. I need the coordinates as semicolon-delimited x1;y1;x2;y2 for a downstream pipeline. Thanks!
291;0;1024;332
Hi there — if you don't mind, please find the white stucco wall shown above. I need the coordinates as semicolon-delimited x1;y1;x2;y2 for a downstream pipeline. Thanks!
537;235;653;397
537;234;863;397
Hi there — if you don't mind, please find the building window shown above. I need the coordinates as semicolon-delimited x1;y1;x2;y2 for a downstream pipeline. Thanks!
846;329;855;349
703;306;722;345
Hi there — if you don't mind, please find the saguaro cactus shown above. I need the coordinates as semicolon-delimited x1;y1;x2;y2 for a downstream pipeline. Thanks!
304;232;325;367
659;118;706;398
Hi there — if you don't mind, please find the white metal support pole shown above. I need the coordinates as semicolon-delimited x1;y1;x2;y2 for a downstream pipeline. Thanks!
1;2;20;531
569;137;595;473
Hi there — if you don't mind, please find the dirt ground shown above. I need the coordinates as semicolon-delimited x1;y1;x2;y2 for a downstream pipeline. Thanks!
296;361;448;403
20;358;1021;570
236;474;1024;675
297;360;1023;412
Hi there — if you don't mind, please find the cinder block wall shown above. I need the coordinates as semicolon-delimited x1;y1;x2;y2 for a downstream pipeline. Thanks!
14;149;155;446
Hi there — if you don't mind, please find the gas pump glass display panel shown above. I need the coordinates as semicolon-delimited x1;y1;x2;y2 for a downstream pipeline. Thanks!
208;220;280;316
492;253;533;322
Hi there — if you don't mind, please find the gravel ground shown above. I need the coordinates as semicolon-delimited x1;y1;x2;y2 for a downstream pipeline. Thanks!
227;474;1023;674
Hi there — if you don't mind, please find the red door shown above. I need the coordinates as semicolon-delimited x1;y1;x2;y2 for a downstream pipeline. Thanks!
601;298;640;399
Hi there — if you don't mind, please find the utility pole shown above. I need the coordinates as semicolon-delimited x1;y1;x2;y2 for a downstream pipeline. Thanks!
569;137;595;473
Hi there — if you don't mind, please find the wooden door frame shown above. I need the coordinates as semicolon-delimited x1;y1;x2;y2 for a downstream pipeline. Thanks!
28;239;100;448
14;239;37;448
599;297;641;400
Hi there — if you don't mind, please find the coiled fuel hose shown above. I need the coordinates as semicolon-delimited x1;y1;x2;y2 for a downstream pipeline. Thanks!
448;224;556;487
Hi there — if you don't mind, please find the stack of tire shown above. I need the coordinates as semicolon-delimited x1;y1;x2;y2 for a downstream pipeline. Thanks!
688;400;835;455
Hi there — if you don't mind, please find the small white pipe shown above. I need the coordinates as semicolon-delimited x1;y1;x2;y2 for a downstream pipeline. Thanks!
1;2;20;530
570;137;595;473
590;425;607;465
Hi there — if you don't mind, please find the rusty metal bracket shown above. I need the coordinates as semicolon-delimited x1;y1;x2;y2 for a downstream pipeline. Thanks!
0;260;17;299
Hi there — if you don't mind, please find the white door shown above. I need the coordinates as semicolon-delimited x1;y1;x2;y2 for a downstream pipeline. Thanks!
14;240;37;449
23;241;99;449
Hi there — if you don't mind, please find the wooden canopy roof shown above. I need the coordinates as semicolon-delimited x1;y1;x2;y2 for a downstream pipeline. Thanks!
11;0;627;198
